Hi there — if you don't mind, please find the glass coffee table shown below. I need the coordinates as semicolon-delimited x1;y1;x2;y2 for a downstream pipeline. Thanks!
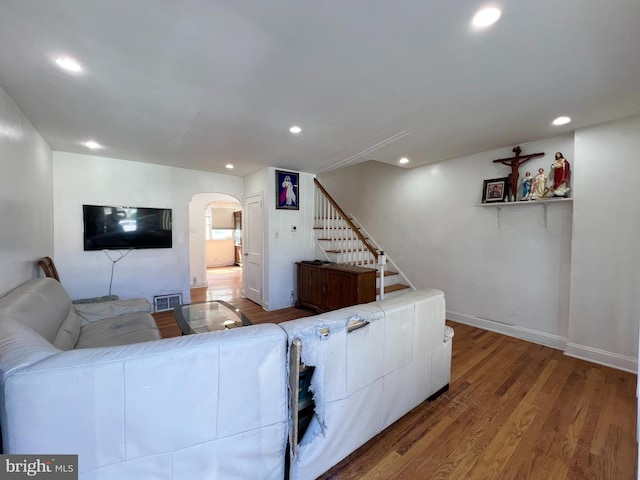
174;300;252;335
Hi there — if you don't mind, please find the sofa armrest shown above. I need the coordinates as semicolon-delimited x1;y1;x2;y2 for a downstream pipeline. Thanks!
0;321;60;377
73;298;151;323
1;324;288;478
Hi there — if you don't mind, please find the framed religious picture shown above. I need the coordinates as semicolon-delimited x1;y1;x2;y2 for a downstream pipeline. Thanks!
482;177;509;203
276;170;299;210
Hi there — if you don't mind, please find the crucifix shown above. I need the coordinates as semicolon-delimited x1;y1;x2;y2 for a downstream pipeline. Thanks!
493;146;545;201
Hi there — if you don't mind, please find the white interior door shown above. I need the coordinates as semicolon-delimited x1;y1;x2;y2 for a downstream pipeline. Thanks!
243;193;263;306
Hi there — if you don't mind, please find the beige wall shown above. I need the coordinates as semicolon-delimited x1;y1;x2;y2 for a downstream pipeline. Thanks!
206;239;235;267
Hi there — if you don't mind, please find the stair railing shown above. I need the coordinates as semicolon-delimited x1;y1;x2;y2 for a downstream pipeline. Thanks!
314;178;389;298
314;179;379;266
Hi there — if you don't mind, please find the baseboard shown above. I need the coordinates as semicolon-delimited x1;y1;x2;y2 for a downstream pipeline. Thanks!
565;343;637;374
427;384;449;402
447;310;638;374
446;311;567;351
263;297;296;312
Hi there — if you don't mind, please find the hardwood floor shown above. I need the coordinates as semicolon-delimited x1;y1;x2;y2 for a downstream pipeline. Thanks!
321;323;637;480
153;267;637;479
152;266;313;338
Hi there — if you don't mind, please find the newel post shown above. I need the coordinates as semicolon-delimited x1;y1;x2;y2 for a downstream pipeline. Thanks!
378;251;386;300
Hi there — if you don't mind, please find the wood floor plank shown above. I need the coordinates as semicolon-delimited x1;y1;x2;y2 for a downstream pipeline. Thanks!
154;267;638;479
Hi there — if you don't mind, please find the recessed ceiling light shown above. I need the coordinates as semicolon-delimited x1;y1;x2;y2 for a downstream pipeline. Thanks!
83;140;103;150
552;116;571;126
289;126;302;134
225;164;234;169
55;56;83;73
472;7;502;28
399;157;410;165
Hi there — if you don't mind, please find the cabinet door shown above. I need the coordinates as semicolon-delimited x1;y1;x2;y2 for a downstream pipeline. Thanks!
299;265;326;309
325;269;357;311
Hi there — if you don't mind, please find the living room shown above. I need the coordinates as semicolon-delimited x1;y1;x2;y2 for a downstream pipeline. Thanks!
1;2;640;478
15;114;639;373
3;90;639;376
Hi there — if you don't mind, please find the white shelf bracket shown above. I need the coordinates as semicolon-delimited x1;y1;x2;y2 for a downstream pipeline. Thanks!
476;197;571;230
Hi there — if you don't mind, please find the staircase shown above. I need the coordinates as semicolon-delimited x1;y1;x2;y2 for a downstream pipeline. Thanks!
313;179;411;300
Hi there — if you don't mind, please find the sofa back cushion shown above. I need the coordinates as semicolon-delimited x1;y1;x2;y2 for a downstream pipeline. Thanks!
0;278;79;349
52;309;82;350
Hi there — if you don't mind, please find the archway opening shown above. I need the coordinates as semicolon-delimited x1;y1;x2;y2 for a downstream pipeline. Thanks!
189;192;242;302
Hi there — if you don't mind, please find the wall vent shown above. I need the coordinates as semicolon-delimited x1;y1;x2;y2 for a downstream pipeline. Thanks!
153;293;182;312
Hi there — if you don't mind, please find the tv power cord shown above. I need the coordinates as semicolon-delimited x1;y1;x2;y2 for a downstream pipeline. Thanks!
103;249;133;296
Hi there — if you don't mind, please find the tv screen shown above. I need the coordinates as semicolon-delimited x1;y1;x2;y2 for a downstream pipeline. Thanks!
83;205;172;250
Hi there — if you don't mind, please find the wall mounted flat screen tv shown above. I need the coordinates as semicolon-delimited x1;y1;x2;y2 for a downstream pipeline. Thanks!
83;205;172;250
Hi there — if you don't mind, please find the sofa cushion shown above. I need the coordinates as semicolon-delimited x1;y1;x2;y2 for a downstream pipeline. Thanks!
52;309;82;351
75;312;161;348
73;298;151;324
0;278;73;344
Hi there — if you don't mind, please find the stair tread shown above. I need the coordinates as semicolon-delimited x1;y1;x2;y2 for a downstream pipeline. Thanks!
376;270;398;277
376;284;411;295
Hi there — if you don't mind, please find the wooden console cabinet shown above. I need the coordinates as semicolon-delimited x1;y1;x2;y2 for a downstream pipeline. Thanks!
295;262;376;313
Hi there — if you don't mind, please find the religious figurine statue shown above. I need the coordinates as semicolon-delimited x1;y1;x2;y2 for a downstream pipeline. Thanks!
521;171;533;200
532;167;548;199
493;146;545;202
550;152;571;197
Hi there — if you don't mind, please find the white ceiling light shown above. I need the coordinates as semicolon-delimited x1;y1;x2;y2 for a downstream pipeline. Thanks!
399;157;410;165
472;7;502;28
552;116;571;126
55;56;83;73
225;164;234;169
289;126;302;134
83;140;103;150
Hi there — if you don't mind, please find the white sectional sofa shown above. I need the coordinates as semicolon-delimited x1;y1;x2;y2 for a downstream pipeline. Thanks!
0;277;452;479
0;278;289;479
281;289;453;480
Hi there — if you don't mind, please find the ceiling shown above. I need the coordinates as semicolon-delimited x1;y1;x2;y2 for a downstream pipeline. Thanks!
1;1;639;178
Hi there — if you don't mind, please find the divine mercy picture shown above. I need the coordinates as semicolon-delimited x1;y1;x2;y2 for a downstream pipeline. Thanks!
276;170;299;210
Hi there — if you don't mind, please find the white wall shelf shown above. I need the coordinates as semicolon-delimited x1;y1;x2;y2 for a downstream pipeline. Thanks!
477;197;572;228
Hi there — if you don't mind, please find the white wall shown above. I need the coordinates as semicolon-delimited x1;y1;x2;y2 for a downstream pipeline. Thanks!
244;167;316;310
53;152;243;304
319;135;575;349
320;119;640;372
567;115;640;371
0;86;53;295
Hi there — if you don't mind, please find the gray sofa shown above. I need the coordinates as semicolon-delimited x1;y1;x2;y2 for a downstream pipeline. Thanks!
0;277;453;479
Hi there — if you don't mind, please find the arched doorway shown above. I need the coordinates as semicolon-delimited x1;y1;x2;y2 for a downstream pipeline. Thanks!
189;192;242;300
